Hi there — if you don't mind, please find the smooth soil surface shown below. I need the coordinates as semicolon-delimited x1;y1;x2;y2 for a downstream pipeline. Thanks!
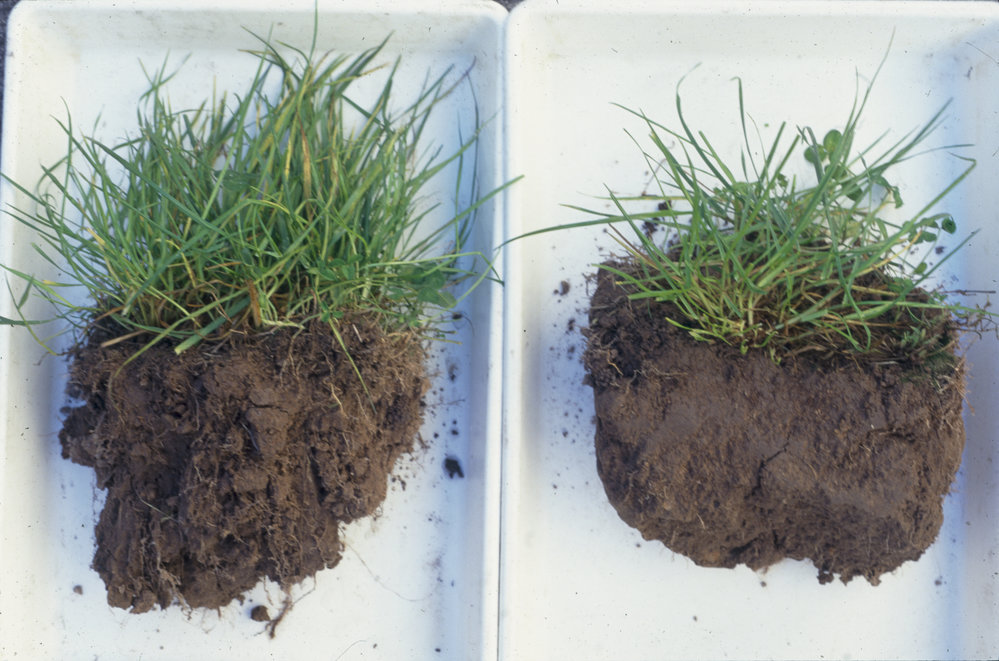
584;266;966;584
60;319;427;612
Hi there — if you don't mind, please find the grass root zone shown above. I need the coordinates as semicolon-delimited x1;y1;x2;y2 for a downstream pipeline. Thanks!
584;265;966;585
60;318;427;612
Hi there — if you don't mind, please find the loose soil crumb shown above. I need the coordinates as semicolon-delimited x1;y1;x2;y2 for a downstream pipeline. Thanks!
60;317;427;612
584;266;966;584
444;456;464;479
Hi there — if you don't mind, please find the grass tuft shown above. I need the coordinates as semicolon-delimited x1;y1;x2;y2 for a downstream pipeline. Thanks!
563;67;992;365
2;32;503;360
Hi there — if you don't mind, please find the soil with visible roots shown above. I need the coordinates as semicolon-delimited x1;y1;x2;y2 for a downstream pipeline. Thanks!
584;265;966;585
60;318;427;612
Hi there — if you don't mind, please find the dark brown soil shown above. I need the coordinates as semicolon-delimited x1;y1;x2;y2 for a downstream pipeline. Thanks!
584;266;966;585
60;318;427;612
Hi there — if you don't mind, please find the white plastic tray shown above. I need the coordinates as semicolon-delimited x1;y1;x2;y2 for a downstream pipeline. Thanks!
0;1;505;659
502;1;999;660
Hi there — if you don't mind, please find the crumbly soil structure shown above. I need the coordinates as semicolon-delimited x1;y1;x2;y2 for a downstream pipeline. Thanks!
584;266;966;584
60;319;427;612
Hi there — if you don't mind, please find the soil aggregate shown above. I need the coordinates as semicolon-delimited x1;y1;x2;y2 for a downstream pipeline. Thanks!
60;318;427;612
444;456;464;479
584;266;967;584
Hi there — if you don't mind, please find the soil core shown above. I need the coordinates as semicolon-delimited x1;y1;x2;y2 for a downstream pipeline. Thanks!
584;267;966;584
60;318;427;612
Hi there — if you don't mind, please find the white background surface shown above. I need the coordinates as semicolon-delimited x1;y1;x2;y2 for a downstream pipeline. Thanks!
0;1;506;659
502;1;999;660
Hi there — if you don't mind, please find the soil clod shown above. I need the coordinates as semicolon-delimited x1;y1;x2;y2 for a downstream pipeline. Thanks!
584;267;966;584
60;318;427;612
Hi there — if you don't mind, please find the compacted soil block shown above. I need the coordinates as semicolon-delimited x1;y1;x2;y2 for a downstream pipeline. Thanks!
60;318;427;612
584;267;966;584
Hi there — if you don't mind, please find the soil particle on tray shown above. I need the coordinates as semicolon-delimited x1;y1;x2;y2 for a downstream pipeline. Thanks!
584;266;966;585
59;317;427;612
249;604;271;622
443;456;464;479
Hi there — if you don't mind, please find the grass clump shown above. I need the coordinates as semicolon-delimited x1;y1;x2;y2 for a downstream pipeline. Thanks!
1;33;500;357
572;70;989;365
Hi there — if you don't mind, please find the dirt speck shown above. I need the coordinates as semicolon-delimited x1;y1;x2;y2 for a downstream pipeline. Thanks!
444;456;464;479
